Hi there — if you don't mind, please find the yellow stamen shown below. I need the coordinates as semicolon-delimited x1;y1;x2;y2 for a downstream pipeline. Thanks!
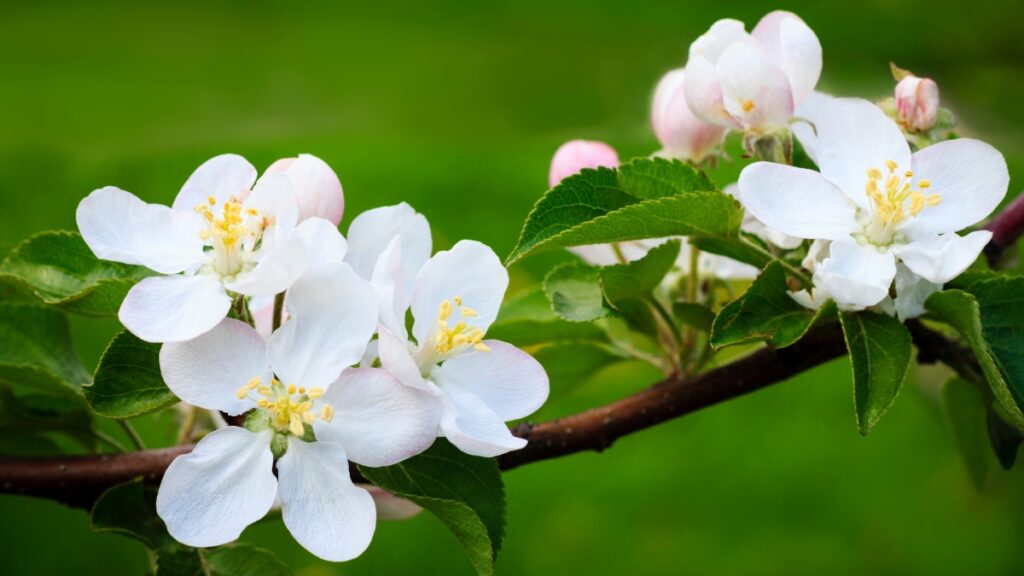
321;404;334;423
308;387;324;399
740;99;755;112
885;160;898;172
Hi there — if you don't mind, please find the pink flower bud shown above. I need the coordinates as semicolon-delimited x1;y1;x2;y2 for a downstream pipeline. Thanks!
895;76;939;133
652;68;727;162
548;140;620;188
266;153;344;225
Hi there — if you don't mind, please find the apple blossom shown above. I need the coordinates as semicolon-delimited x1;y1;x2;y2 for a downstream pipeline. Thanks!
548;139;620;188
266;153;345;225
156;263;441;561
77;154;346;343
894;75;940;133
651;68;726;162
684;11;822;135
738;97;1008;317
359;239;550;457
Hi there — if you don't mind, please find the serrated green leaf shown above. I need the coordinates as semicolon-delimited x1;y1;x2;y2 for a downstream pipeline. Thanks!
711;262;834;349
615;156;713;199
532;341;625;394
672;302;714;332
0;384;95;453
0;302;90;387
926;289;1024;431
543;262;612;322
85;331;178;419
941;376;993;489
599;240;680;303
487;289;608;347
156;544;292;576
955;275;1024;406
91;478;171;550
359;439;505;576
839;311;912;435
987;407;1023;470
0;230;150;317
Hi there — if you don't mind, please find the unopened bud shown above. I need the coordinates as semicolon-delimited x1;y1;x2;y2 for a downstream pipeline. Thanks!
895;75;939;133
652;68;726;162
548;140;619;188
266;153;344;225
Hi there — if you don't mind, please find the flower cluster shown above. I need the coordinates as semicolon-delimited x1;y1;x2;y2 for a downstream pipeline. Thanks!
77;154;550;561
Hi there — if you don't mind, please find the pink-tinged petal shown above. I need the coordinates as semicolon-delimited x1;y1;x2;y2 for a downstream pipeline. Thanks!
548;140;620;188
651;68;726;162
294;217;347;269
249;296;277;340
438;385;526;457
378;326;432;392
410;240;508;345
814;236;896;310
895;76;940;133
172;154;257;212
315;367;441;467
683;55;737;128
738;162;858;240
266;154;344;225
119;274;232;343
751;11;822;105
432;340;548;421
77;187;206;274
815;98;911;210
277;438;376;562
688;18;751;64
892;231;991;284
156;427;276;548
901;139;1009;238
717;42;794;131
223;235;307;298
269;263;377;390
345;203;432;303
159;318;269;415
893;264;941;321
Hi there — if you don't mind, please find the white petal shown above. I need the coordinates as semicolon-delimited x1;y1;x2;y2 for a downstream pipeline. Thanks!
689;18;751;64
438;385;526;457
814;236;896;310
432;341;549;421
223;235;307;298
77;186;206;274
701;253;759;280
892;231;991;284
172;154;258;212
315;368;442;467
683;55;737;128
159;318;269;415
751;11;822;105
277;438;376;562
411;240;508;344
901;139;1010;238
371;236;408;340
790;91;833;165
269;263;377;390
568;244;622;266
294;217;347;268
893;264;941;321
244;172;299;243
717;42;794;130
815;98;911;210
156;427;276;548
378;326;432;391
267;154;344;225
119;274;232;343
345;203;432;303
738;162;858;240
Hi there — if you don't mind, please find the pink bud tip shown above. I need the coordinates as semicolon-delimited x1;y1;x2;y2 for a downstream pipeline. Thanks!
895;76;940;133
267;153;344;225
652;68;727;162
548;140;620;188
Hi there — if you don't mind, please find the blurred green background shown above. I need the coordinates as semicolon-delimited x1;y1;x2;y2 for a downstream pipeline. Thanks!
2;0;1023;574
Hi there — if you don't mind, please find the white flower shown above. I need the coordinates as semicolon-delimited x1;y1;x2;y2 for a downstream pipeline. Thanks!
684;11;822;134
77;154;346;343
265;153;345;225
895;75;940;133
156;263;441;561
738;98;1008;316
364;240;550;457
548;140;620;188
722;183;802;250
651;68;726;162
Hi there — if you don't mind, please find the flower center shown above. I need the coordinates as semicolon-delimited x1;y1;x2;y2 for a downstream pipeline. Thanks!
433;296;489;356
194;196;273;277
862;160;941;245
235;376;333;437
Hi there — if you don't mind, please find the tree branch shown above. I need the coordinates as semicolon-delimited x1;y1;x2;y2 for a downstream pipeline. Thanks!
985;191;1024;265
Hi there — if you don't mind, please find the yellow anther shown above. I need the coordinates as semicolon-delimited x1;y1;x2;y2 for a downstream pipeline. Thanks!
918;180;931;189
308;387;325;399
321;404;334;423
885;159;898;172
287;383;296;395
257;399;271;408
298;387;306;394
454;296;463;306
438;300;453;322
474;342;491;352
740;99;755;112
246;208;258;216
289;413;304;436
257;386;273;396
247;376;261;388
904;170;914;179
867;168;882;180
925;194;942;206
461;307;478;318
208;195;217;205
235;385;250;400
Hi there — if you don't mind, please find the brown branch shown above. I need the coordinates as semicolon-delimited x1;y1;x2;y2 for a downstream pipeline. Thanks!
985;191;1024;265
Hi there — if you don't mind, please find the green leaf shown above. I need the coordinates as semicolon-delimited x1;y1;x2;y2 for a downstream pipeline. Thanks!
85;330;178;419
672;302;715;332
0;384;95;453
941;376;993;489
987;407;1023;470
926;289;1024;431
359;439;505;576
710;262;834;349
91;478;171;550
0;230;150;317
543;262;612;322
599;240;680;303
0;302;90;387
532;342;625;394
488;290;608;347
953;275;1024;407
507;158;738;265
839;311;912;435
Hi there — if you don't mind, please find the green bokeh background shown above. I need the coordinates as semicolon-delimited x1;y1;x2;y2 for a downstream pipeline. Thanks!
2;1;1023;574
